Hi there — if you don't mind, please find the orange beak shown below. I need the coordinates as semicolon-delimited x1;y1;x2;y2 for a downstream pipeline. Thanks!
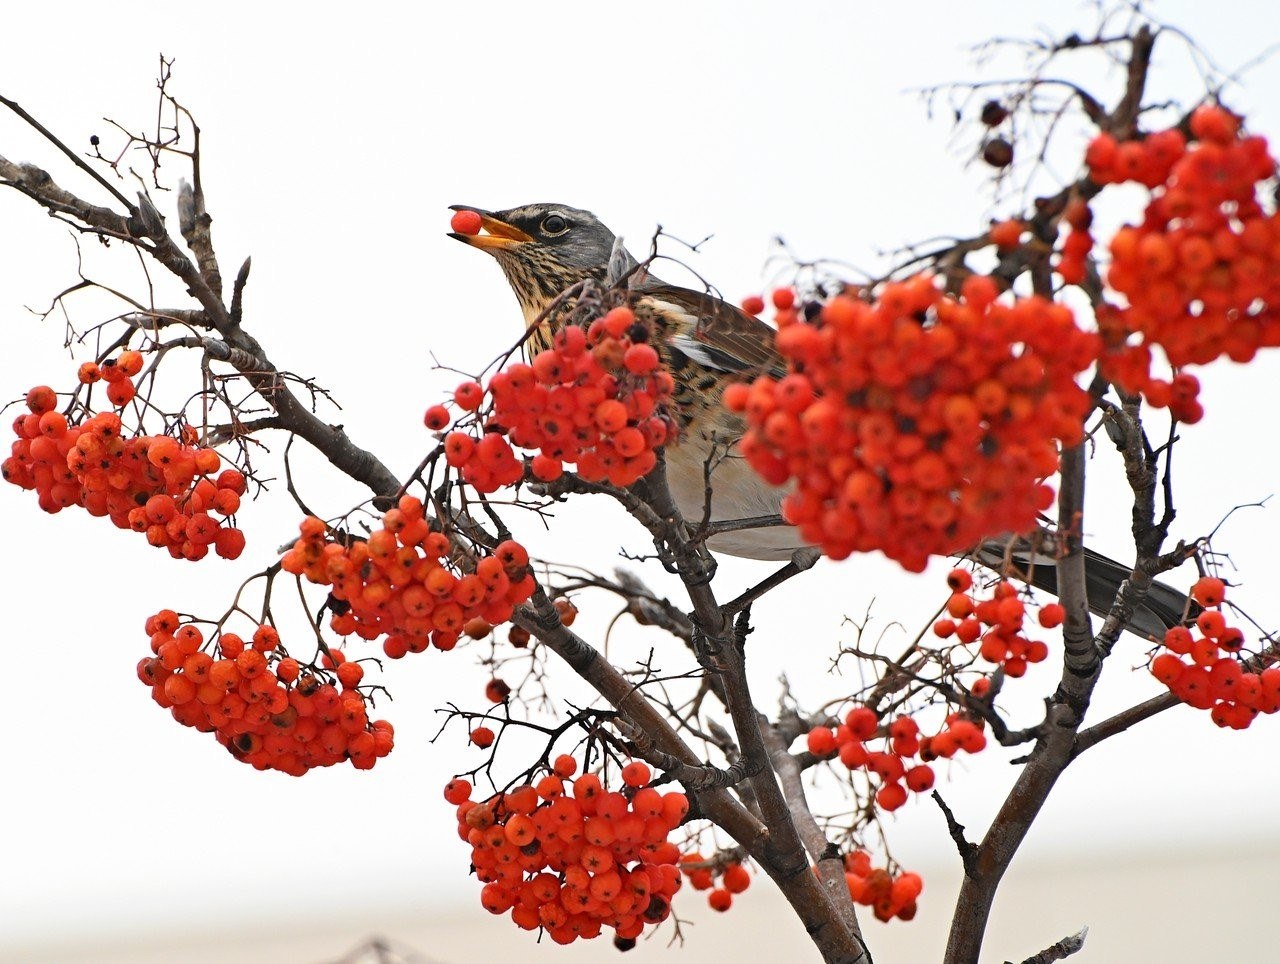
448;205;534;251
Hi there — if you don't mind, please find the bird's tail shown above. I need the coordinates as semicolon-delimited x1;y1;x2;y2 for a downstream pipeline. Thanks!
972;536;1192;641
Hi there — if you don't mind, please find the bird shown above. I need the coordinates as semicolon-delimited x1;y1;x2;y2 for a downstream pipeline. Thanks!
449;202;1190;638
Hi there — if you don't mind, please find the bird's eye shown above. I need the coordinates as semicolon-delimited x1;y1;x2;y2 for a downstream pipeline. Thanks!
541;214;569;236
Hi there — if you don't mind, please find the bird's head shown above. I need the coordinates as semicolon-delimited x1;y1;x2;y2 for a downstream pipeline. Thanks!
449;203;637;323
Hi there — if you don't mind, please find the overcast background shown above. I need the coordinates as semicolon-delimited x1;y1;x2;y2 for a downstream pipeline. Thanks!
2;2;1278;962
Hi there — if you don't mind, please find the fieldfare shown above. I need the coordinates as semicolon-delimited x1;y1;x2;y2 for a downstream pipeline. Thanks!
450;202;1188;638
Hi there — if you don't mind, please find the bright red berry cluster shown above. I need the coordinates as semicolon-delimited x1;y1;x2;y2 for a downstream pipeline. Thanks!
442;306;676;491
136;610;393;775
446;758;689;945
727;277;1100;571
1088;105;1280;421
1149;577;1280;728
932;568;1057;675
806;702;987;813
75;349;144;405
1055;198;1096;285
4;386;246;561
679;853;751;912
281;500;536;659
843;850;923;923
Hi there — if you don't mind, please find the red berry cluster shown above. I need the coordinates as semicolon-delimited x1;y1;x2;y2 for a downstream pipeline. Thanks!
843;850;923;923
281;500;536;659
727;277;1100;571
76;349;144;406
442;306;676;491
4;386;246;561
1087;106;1280;422
136;610;393;775
679;853;751;912
932;568;1057;675
445;758;688;946
806;703;987;813
1149;577;1280;728
1055;198;1096;285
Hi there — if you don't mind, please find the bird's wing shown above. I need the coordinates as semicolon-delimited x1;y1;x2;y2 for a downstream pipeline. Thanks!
637;282;788;380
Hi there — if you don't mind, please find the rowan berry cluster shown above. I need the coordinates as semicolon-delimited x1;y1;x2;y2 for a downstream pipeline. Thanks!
445;758;689;946
932;568;1057;676
806;701;987;813
281;500;536;659
843;850;923;923
1087;105;1280;422
728;276;1100;571
76;349;144;405
4;385;246;560
1149;577;1280;729
136;610;393;775
1055;198;1096;285
440;306;676;492
679;853;751;912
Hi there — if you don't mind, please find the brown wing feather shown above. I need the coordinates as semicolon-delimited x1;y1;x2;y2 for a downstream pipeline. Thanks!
638;282;788;379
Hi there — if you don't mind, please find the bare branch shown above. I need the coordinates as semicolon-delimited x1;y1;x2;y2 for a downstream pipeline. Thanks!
1011;926;1089;964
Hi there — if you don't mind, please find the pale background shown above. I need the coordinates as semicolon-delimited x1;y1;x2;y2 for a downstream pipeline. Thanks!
1;3;1278;963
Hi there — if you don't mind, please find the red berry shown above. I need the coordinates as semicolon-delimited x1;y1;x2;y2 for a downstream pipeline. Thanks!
444;778;471;804
876;782;909;812
484;678;511;703
623;343;660;375
454;381;484;411
806;726;837;757
722;863;751;894
450;209;483;235
424;405;451;431
621;761;651;788
1038;603;1066;629
1191;576;1226;608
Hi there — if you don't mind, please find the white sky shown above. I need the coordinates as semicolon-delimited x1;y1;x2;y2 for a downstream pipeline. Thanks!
2;1;1279;959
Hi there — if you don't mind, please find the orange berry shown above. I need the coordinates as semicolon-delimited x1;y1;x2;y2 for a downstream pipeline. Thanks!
106;378;137;406
722;863;751;894
806;726;837;757
1191;576;1226;608
117;350;144;376
454;381;484;410
424;405;451;431
707;888;733;912
989;218;1023;250
620;761;651;788
336;661;365;689
485;678;511;702
450;209;483;235
623;343;660;375
25;386;57;414
163;674;196;705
